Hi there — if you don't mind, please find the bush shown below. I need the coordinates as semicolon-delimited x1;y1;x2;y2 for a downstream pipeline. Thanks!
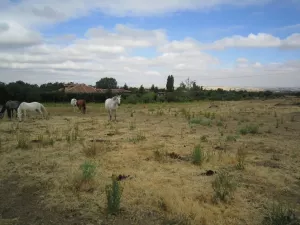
80;161;96;181
239;124;259;135
192;144;204;165
105;175;124;215
125;94;139;104
140;92;156;103
262;202;300;225
212;170;237;202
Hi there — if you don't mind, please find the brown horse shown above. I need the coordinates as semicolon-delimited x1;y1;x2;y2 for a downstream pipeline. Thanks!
76;99;86;114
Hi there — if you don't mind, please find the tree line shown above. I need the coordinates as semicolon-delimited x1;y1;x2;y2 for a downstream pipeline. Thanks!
0;76;298;105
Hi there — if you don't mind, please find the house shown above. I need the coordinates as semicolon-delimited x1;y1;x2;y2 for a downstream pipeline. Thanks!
96;88;131;94
59;83;131;94
59;83;97;93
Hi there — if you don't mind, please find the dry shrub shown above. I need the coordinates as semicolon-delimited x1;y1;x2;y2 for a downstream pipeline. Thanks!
16;131;30;149
73;161;96;192
262;202;300;225
236;146;247;170
212;170;237;203
83;140;97;157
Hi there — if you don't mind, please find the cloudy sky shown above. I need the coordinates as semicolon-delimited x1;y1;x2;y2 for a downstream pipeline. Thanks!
0;0;299;88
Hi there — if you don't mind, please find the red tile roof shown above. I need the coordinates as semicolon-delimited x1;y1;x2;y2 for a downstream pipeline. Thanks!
62;84;97;93
59;83;131;94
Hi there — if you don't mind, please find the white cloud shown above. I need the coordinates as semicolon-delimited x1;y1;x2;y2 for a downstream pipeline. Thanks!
83;24;167;49
158;33;300;52
272;23;300;33
0;0;300;88
236;58;248;63
0;23;300;88
208;33;300;49
0;21;42;48
0;0;274;28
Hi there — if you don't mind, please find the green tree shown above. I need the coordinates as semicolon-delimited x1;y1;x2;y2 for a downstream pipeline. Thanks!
166;75;174;92
123;83;129;90
150;84;155;91
138;85;145;94
96;77;117;89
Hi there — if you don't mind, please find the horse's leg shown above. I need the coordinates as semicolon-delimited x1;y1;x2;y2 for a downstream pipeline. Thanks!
114;109;117;121
108;110;112;121
24;110;26;121
8;109;11;120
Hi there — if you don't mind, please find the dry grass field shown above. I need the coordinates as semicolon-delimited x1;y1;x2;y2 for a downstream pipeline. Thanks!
0;98;300;225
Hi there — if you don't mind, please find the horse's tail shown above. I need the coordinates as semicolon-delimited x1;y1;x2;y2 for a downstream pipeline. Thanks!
0;105;6;119
7;108;12;119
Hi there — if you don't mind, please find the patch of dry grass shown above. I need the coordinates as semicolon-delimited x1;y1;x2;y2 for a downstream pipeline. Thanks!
0;99;300;224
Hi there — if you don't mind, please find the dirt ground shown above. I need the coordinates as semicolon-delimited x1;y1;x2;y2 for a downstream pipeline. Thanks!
0;98;300;225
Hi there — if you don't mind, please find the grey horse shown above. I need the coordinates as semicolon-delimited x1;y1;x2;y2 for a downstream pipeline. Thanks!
0;100;21;120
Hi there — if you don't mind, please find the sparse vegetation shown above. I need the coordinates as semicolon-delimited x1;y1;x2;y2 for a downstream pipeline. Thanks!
262;202;300;225
16;131;30;149
212;170;237;203
192;144;204;165
239;124;259;135
189;117;212;126
0;98;299;225
105;175;124;215
226;135;238;142
83;140;97;157
128;130;146;143
80;161;96;181
236;146;247;170
200;135;208;142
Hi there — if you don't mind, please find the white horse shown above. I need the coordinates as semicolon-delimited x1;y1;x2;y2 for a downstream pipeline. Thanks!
17;102;48;122
70;98;77;112
105;95;121;121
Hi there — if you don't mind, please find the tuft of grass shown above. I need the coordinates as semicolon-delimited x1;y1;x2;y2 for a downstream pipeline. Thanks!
153;150;166;162
105;175;124;215
37;134;54;147
290;115;295;122
74;122;79;140
80;161;96;180
276;119;279;128
74;161;96;192
216;121;223;127
236;146;247;170
239;124;259;135
262;202;300;225
212;170;237;203
200;135;208;142
83;140;97;157
16;132;30;149
192;144;204;165
128;131;146;143
180;108;191;120
189;117;212;126
129;121;136;130
156;108;164;116
226;135;238;142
